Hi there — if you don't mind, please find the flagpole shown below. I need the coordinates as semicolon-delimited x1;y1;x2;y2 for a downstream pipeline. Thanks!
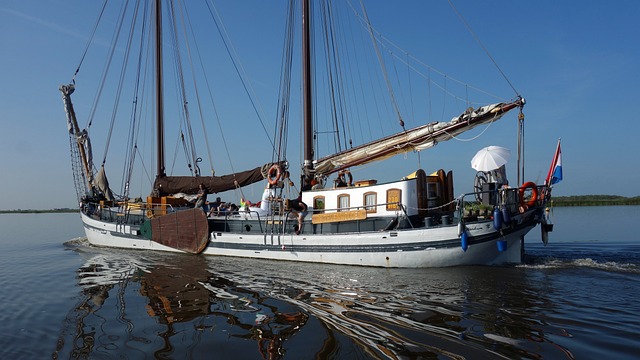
545;138;562;187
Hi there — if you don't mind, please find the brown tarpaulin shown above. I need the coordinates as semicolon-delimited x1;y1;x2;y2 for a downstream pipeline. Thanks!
153;163;281;195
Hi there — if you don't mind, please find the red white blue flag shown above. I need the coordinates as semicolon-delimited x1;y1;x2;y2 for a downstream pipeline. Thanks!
545;140;562;186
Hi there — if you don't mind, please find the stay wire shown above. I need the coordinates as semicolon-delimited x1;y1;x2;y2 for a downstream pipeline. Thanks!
447;0;520;97
122;0;150;198
86;0;129;131
176;1;215;175
204;0;278;203
167;1;198;174
205;0;276;152
346;0;506;103
330;3;355;151
358;0;405;130
102;0;142;168
71;0;109;83
320;1;344;153
273;0;297;164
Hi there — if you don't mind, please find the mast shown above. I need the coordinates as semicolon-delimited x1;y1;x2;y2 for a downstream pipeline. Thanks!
60;84;92;189
516;102;525;186
301;0;314;183
155;0;166;177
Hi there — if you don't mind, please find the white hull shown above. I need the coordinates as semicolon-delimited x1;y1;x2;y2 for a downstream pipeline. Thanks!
80;211;536;268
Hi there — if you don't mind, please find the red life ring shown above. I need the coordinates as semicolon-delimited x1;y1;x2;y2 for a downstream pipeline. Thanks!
267;164;282;185
519;181;538;208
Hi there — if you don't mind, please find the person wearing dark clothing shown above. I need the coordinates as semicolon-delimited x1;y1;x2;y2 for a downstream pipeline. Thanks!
301;178;312;191
290;197;308;235
207;197;222;216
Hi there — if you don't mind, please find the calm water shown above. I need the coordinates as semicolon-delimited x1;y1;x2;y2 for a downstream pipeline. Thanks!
1;207;639;359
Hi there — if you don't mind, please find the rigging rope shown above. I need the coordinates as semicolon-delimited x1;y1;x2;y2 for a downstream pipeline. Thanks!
86;0;129;131
273;0;297;164
122;0;150;198
346;0;508;103
442;114;499;142
205;0;276;152
176;2;215;175
167;1;198;175
358;0;405;130
102;0;144;168
320;0;344;153
71;0;109;84
446;0;520;97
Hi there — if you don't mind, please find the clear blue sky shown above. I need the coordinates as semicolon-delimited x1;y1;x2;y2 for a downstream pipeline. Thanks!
1;0;639;211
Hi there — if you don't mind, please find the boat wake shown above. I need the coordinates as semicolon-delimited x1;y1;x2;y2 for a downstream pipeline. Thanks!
62;236;89;248
522;256;639;273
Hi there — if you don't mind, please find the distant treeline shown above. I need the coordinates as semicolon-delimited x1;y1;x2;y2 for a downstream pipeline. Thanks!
551;195;640;206
0;208;78;214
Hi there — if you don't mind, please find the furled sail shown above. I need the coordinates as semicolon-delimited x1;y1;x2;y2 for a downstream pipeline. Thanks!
153;163;282;195
314;99;524;176
94;165;114;201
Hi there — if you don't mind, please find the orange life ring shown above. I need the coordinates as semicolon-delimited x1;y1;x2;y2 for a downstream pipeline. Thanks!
267;164;281;185
519;181;538;208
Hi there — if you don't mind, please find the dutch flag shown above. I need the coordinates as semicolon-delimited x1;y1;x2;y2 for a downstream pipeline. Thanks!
545;140;562;186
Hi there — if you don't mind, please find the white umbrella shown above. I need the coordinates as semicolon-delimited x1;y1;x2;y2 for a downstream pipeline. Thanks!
470;146;511;172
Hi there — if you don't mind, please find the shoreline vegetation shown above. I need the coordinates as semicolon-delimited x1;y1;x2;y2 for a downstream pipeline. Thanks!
550;195;640;207
1;196;639;214
0;208;79;214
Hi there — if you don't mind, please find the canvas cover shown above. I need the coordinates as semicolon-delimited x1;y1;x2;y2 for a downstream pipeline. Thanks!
152;163;281;195
314;101;521;176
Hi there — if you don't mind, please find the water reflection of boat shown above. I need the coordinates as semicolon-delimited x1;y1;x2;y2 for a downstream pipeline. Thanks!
54;243;578;358
203;257;577;359
55;248;308;359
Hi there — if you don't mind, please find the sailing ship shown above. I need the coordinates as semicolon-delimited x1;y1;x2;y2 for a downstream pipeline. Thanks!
60;0;554;267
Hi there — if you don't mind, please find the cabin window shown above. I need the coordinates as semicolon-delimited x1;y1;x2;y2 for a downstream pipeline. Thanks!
427;182;439;199
313;196;325;214
338;194;350;211
427;182;440;208
386;189;401;211
364;192;377;213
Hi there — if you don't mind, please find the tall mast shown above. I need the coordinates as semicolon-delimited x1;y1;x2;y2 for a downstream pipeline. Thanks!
59;84;92;190
155;0;166;177
301;0;314;182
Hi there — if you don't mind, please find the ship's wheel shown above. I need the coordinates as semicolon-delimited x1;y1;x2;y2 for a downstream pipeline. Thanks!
473;171;488;202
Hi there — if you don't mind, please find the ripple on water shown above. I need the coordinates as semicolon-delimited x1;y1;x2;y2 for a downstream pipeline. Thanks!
13;226;637;360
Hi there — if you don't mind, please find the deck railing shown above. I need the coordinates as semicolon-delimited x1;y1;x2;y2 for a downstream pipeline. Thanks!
80;183;550;231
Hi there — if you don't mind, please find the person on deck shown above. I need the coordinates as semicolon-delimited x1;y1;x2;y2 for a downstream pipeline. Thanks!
491;164;509;188
290;196;308;235
195;183;208;212
217;202;229;216
301;178;312;191
335;170;352;188
207;197;222;216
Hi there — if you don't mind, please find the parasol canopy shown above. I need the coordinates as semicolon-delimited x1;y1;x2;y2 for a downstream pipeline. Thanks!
470;146;511;172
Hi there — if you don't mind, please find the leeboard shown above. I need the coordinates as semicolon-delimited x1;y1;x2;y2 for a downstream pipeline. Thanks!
150;208;209;254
